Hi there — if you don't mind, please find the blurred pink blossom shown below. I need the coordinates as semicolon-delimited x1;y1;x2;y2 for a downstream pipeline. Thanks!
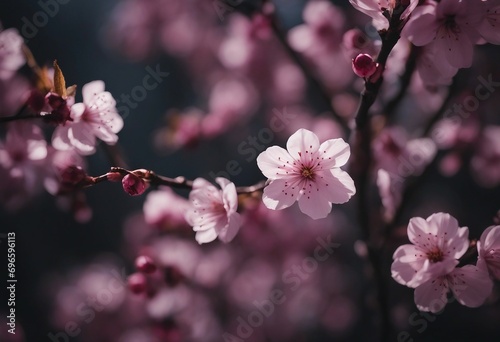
0;27;25;80
477;225;500;280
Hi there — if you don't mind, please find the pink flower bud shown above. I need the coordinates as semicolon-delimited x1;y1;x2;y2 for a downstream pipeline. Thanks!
60;165;87;186
106;171;123;182
128;273;147;294
135;255;157;274
122;173;146;196
352;54;377;78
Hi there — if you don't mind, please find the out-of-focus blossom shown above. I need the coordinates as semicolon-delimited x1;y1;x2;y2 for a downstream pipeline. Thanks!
185;178;242;244
52;80;123;155
477;225;500;280
0;122;47;209
391;213;493;312
342;28;381;59
403;0;483;69
201;77;258;138
349;0;419;30
415;45;458;86
257;129;355;219
155;108;203;151
0;27;25;80
44;148;86;195
288;1;345;55
0;76;30;117
471;126;500;187
143;187;190;230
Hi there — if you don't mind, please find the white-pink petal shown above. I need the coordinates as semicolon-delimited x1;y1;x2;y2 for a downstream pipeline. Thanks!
448;265;493;308
414;277;449;313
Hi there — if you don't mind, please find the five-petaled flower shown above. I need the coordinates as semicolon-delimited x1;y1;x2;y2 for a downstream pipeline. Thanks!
52;80;123;155
185;177;242;244
257;128;355;220
391;213;493;312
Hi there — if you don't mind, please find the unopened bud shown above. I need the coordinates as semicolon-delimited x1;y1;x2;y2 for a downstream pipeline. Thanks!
128;273;147;294
60;165;87;186
352;53;377;78
135;255;157;274
122;173;146;196
107;171;123;182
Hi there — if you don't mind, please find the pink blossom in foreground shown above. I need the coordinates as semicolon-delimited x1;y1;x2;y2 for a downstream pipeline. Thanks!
391;213;493;312
52;80;123;155
185;178;242;244
349;0;419;30
477;225;500;280
403;0;482;69
257;129;355;219
0;27;25;80
477;0;500;44
392;213;469;288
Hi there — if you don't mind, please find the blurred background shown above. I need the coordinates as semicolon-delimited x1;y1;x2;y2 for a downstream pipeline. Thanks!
1;0;500;341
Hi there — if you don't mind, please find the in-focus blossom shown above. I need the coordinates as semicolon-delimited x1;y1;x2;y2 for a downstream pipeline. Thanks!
391;213;493;312
403;0;483;69
257;129;355;219
349;0;418;30
185;178;242;244
477;225;500;280
0;27;25;80
52;80;123;155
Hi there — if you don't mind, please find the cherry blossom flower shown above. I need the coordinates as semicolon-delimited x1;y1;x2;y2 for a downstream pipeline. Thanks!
185;178;242;244
0;27;25;80
477;0;500;44
391;213;493;312
477;225;500;280
52;80;123;155
391;213;469;288
349;0;419;30
403;0;483;69
143;187;190;229
257;129;355;219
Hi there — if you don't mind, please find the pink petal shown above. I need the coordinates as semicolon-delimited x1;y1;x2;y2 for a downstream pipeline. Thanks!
68;124;96;155
391;244;426;286
407;216;432;247
257;146;296;179
403;4;439;46
426;212;469;259
218;212;241;243
297;187;332;219
262;178;302;210
480;225;500;251
433;29;474;68
82;80;105;104
414;277;449;313
219;178;238;214
286;129;320;165
70;103;86;121
317;138;351;168
448;265;493;308
316;168;356;204
409;258;458;288
52;125;72;151
195;229;218;245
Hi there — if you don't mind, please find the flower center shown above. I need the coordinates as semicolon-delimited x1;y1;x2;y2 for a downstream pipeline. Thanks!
427;248;444;263
301;166;314;179
444;15;460;35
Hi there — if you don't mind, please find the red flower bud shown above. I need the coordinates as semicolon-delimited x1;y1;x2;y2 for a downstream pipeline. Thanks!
122;173;146;196
135;255;157;274
352;54;377;78
128;273;147;294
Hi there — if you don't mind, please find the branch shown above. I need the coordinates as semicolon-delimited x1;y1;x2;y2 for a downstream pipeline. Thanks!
265;7;350;134
80;167;267;195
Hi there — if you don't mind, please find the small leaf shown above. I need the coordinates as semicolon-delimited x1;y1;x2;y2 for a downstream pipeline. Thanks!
66;84;77;98
53;60;67;98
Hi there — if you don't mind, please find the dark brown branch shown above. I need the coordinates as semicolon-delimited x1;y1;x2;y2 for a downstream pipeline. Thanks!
265;8;350;134
84;167;267;195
